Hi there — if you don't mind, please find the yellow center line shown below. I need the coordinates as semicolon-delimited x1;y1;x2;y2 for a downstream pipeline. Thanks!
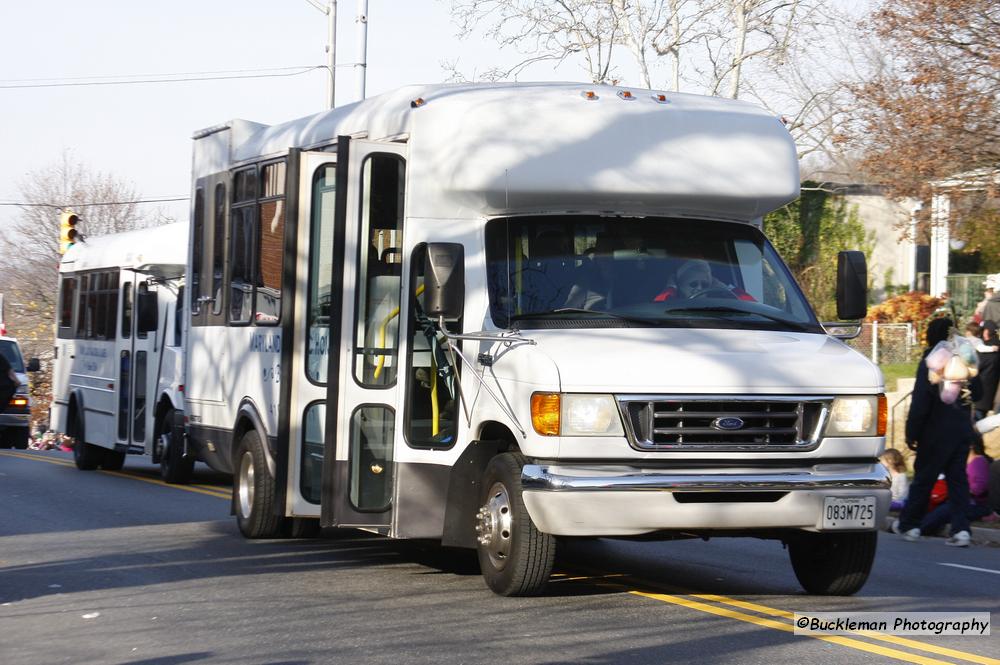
693;594;1000;665
629;590;956;665
0;451;231;500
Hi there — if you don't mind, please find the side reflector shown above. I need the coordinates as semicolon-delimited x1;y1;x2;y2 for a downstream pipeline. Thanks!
581;90;598;100
652;93;668;103
530;393;560;436
410;97;426;108
877;394;887;437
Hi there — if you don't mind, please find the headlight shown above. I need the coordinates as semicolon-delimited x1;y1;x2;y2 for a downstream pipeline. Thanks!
530;393;625;437
826;395;886;437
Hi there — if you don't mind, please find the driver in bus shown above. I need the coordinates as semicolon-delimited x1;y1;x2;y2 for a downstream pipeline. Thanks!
653;258;755;302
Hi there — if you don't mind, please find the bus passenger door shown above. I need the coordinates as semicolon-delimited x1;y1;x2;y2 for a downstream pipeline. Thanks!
287;152;338;518
322;138;407;530
115;275;158;452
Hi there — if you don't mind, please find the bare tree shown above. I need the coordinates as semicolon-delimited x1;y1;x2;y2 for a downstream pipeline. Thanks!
0;154;170;430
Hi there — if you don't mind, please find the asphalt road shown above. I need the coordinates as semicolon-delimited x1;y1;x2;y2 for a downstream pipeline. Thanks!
1;449;998;665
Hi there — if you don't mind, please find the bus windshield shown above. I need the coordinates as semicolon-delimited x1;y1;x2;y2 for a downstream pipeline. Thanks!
485;215;822;333
0;340;25;373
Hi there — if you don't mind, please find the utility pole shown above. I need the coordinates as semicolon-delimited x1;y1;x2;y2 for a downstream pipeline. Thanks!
306;0;337;109
355;0;368;101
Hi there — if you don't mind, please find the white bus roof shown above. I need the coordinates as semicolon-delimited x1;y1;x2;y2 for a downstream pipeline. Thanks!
194;82;800;223
60;222;188;275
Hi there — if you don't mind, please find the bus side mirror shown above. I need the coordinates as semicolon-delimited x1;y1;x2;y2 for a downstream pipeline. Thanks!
137;290;159;333
27;358;40;372
836;250;867;320
424;243;465;320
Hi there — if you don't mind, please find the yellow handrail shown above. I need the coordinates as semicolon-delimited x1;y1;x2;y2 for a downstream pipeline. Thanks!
373;284;425;379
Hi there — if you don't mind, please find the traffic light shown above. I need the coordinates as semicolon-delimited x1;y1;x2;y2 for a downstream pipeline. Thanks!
59;211;80;254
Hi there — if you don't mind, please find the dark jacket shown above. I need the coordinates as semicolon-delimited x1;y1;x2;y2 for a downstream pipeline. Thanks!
975;348;1000;413
983;294;1000;327
905;357;981;446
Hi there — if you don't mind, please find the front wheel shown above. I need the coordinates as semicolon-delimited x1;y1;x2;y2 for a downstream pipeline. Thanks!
788;531;877;595
475;452;555;596
235;429;283;538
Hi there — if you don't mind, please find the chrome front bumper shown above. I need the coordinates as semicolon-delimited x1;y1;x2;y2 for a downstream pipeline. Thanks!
520;462;891;536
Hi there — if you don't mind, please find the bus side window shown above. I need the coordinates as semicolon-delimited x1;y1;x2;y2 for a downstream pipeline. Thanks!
229;168;257;325
211;183;226;315
353;154;405;387
404;244;459;448
174;285;184;346
256;161;285;325
58;276;77;338
191;188;204;316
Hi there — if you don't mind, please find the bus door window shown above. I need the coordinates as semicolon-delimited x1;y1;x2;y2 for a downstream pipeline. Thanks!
75;274;88;338
133;350;147;443
230;168;257;325
352;154;405;387
404;244;459;448
301;402;325;504
173;286;184;346
121;281;132;339
349;405;394;511
306;165;337;384
118;350;131;440
256;161;286;325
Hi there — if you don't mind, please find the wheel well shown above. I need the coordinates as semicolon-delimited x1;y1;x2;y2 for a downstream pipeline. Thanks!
441;421;520;549
231;414;259;468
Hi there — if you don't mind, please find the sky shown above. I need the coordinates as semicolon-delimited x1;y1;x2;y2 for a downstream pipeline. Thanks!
0;0;580;235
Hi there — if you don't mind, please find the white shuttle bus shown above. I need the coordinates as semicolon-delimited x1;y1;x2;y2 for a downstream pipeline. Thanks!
51;223;191;481
186;83;889;596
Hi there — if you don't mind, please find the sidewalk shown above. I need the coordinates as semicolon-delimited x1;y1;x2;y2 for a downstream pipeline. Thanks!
883;516;1000;545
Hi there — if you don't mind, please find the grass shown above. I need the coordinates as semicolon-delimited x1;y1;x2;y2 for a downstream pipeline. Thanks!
880;362;918;392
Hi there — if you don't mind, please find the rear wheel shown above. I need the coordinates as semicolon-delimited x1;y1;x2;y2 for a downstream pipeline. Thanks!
69;409;102;471
235;429;283;538
475;452;555;596
159;409;194;484
788;531;877;595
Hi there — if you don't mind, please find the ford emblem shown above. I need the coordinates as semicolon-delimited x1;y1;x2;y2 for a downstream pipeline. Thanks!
712;417;745;431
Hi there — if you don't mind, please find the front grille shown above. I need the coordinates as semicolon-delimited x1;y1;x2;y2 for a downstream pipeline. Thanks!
619;396;830;451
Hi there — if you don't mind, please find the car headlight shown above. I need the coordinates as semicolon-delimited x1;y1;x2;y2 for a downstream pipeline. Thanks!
825;395;886;437
530;393;625;437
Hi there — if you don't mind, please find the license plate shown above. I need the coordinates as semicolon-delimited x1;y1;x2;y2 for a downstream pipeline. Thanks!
822;496;876;529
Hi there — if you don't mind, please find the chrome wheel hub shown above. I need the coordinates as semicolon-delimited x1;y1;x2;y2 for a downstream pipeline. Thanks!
238;451;255;519
476;481;512;570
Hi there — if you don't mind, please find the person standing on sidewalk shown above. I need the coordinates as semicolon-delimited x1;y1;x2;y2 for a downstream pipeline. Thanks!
894;318;982;547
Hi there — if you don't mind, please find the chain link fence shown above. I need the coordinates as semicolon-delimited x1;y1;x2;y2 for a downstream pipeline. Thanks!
844;322;918;365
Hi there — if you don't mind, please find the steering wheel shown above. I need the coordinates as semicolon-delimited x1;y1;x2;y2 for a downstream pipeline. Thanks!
690;287;738;299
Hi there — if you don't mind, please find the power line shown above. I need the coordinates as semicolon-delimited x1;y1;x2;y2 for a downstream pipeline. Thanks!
0;65;324;84
1;66;326;90
0;196;189;208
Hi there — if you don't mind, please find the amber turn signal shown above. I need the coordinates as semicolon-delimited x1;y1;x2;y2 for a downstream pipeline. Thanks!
530;393;560;436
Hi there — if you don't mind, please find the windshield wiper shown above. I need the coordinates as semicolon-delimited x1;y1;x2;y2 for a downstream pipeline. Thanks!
510;308;659;326
665;306;817;332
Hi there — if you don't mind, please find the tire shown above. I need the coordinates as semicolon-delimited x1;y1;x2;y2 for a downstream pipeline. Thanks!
475;452;555;596
69;409;102;471
234;429;283;538
788;531;877;595
159;409;194;484
101;449;126;470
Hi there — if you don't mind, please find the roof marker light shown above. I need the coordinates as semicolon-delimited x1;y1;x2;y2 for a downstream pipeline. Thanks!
410;97;426;108
652;93;669;104
581;90;598;100
617;90;635;100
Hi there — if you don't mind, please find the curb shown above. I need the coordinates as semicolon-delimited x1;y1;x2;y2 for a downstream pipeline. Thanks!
882;516;1000;545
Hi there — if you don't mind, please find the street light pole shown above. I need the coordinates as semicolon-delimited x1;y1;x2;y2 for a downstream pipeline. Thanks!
355;0;368;101
307;0;337;109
